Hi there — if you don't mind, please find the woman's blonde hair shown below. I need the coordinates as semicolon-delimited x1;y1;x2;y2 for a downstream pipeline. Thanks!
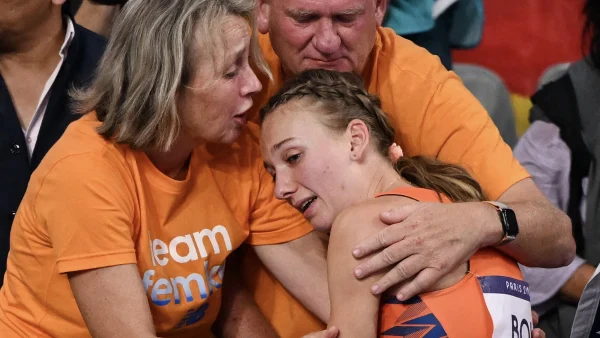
260;69;486;203
72;0;269;151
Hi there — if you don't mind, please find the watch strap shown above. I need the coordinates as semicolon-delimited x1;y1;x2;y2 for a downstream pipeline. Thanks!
484;201;516;245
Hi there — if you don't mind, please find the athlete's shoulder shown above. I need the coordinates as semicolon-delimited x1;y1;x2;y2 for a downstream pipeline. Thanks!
333;192;418;228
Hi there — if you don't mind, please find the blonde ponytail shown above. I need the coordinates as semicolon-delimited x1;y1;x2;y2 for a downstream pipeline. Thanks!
395;156;486;202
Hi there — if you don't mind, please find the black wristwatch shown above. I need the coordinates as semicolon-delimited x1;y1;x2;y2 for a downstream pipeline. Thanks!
484;201;519;245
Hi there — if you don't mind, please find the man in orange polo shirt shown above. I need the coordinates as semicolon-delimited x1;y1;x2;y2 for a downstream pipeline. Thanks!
240;0;575;337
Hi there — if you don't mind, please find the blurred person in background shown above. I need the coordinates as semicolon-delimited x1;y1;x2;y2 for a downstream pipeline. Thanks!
383;0;484;70
73;0;126;37
0;0;105;288
515;0;600;336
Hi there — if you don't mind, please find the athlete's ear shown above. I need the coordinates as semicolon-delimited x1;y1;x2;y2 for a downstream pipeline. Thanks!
346;119;370;162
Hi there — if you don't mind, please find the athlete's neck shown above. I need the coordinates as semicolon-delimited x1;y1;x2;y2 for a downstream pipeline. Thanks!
362;158;411;199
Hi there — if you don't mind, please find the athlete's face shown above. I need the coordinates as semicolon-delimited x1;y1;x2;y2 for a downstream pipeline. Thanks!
261;100;364;231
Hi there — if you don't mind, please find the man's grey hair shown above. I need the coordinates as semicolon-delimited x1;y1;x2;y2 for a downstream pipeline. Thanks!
72;0;269;151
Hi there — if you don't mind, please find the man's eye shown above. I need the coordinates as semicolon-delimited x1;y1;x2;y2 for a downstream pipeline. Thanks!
294;14;318;24
335;15;357;23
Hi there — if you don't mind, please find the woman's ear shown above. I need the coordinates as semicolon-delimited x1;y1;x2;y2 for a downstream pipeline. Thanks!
346;119;370;162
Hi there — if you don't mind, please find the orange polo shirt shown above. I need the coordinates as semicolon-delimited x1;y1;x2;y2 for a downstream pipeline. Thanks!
243;27;530;337
0;115;312;337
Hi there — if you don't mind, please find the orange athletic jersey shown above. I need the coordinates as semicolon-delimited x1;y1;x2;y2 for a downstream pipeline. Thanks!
244;27;531;337
377;187;529;338
0;115;312;338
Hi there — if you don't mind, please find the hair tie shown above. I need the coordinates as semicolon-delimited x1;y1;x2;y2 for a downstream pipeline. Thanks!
388;143;403;163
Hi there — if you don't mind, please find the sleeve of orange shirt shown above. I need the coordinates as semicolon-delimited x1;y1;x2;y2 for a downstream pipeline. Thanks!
418;74;530;200
35;151;138;274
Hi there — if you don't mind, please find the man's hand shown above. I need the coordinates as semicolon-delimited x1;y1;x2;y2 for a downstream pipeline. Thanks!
302;326;339;338
352;202;500;300
352;179;574;300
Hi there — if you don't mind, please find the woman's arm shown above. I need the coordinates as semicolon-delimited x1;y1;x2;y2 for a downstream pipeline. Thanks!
68;264;159;338
327;207;386;338
254;231;330;322
214;250;279;338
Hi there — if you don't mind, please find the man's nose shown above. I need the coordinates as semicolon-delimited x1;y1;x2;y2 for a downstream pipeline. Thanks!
313;19;342;55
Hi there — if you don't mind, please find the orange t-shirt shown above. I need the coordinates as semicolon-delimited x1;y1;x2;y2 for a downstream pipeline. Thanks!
377;188;528;337
244;27;531;337
0;115;312;338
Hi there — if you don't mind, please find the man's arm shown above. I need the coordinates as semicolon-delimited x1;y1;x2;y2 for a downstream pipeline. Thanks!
347;76;575;299
253;231;330;322
214;250;278;338
350;178;575;299
490;178;575;267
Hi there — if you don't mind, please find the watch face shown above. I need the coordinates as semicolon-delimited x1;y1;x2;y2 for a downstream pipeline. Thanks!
502;209;519;235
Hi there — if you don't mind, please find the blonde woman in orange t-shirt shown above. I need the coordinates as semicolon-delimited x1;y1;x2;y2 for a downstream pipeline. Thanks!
0;1;331;337
260;69;534;338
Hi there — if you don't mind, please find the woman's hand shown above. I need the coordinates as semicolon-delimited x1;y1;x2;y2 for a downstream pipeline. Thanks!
301;326;339;338
531;311;546;338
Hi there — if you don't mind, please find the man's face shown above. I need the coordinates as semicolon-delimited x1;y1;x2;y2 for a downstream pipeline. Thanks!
0;0;64;52
258;0;386;77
